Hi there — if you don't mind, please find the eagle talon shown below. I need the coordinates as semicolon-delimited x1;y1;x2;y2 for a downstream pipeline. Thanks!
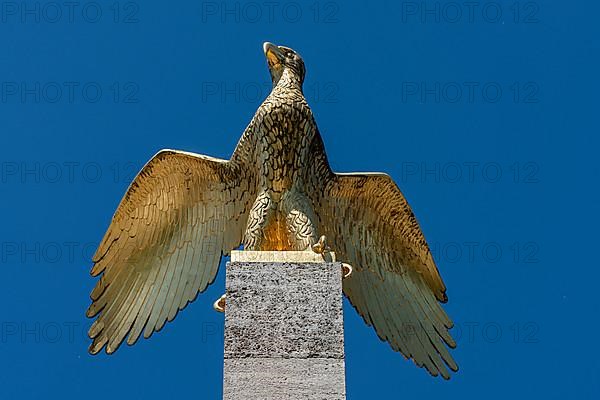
213;294;226;313
311;235;329;254
342;263;353;279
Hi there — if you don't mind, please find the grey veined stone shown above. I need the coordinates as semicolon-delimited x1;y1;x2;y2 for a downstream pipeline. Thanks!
223;260;346;399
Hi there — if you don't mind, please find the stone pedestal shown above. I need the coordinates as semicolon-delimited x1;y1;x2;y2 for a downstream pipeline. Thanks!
223;251;346;400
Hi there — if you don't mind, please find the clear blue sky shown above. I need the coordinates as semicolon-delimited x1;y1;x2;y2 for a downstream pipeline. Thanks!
1;1;598;398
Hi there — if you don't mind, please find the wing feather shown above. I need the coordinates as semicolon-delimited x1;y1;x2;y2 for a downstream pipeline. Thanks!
315;173;458;379
87;149;254;354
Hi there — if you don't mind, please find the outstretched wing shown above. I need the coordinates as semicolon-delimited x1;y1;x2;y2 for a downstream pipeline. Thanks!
315;173;458;379
87;149;254;354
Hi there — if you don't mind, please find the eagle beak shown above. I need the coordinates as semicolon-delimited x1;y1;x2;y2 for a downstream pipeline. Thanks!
263;42;284;68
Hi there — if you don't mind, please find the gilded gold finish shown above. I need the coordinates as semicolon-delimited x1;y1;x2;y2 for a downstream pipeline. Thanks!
213;294;226;313
87;42;457;379
311;235;330;254
341;263;353;279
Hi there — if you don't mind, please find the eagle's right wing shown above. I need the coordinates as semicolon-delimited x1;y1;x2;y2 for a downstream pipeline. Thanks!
87;149;255;355
315;173;458;379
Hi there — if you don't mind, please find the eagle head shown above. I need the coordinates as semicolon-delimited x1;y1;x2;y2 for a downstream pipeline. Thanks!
263;42;306;87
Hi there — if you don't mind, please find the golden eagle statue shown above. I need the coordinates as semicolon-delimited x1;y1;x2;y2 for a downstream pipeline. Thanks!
87;42;458;379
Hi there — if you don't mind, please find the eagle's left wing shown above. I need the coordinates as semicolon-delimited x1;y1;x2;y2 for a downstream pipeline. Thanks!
314;173;458;379
87;149;255;354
